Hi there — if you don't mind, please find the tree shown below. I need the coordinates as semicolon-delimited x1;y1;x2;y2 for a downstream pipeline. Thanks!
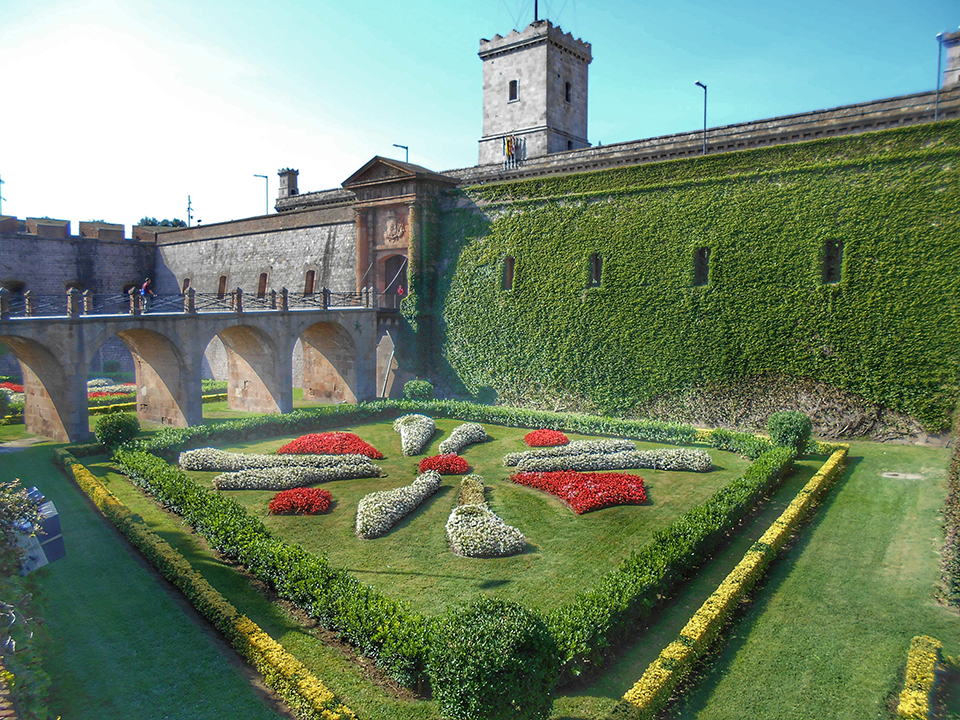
137;217;186;228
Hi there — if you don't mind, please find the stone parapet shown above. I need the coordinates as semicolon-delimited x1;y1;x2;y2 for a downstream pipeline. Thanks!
453;87;960;184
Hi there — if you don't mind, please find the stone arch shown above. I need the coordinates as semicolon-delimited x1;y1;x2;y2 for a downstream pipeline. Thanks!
217;324;291;414
0;334;86;442
115;328;197;427
300;321;358;403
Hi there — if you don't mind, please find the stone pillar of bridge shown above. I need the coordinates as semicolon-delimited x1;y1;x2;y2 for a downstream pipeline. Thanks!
219;325;292;414
118;328;202;428
1;335;90;443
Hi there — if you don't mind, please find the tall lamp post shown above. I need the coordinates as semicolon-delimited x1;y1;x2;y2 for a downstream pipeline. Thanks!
254;174;269;215
936;33;945;122
393;144;409;163
695;81;707;155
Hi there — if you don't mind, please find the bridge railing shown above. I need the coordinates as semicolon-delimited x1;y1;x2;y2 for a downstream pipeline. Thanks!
0;286;377;320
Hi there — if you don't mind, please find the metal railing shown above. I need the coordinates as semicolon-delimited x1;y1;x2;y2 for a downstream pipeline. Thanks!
0;286;378;320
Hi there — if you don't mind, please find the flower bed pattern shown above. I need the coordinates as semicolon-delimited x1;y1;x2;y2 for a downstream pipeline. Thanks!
269;487;333;515
511;470;648;514
503;439;636;466
446;474;525;557
437;422;488;455
524;429;569;447
418;454;469;475
215;461;382;490
179;447;376;472
355;470;442;539
393;414;435;456
514;448;713;473
277;432;383;459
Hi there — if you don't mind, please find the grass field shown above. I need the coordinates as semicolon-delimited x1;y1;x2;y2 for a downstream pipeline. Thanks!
4;410;958;720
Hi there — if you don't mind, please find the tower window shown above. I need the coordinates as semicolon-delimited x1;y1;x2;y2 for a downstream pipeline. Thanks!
181;278;191;293
588;254;602;287
502;256;515;291
257;272;268;298
822;240;844;284
567;140;573;150
565;82;572;102
694;248;711;286
304;269;316;296
509;80;519;102
217;275;227;299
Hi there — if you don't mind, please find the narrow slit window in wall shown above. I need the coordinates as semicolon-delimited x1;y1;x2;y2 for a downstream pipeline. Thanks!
217;275;227;299
509;80;519;102
588;253;602;287
181;278;191;293
822;240;844;283
304;270;315;296
257;273;268;298
694;247;710;286
502;256;515;291
565;82;572;103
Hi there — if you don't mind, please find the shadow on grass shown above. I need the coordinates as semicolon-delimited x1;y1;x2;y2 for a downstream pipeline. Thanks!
661;455;862;718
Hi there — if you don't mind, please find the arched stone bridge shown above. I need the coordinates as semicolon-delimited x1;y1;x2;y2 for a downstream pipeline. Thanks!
0;289;378;442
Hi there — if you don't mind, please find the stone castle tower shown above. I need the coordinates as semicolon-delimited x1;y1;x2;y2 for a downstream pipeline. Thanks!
478;20;592;166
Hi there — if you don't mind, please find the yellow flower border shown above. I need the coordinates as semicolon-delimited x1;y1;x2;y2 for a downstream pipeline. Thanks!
896;635;942;720
56;451;356;720
616;445;848;719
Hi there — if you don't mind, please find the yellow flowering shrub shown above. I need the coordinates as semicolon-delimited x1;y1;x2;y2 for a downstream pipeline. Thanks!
897;635;942;720
57;451;355;720
617;446;848;718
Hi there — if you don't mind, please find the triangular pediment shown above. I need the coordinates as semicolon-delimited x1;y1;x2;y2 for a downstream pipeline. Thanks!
342;156;458;189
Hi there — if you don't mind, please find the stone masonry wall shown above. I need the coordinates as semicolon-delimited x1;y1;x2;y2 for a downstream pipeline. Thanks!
0;235;155;295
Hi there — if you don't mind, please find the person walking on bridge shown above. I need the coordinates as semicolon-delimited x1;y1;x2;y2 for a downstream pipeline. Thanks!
140;278;155;313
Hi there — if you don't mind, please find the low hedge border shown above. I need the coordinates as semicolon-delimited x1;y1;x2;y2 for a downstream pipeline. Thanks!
896;635;943;720
54;449;356;720
88;393;227;416
613;445;848;719
130;400;699;461
112;404;801;691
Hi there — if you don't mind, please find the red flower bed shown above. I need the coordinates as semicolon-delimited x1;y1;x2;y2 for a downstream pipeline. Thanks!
510;470;647;514
277;432;383;459
418;454;469;475
268;487;333;515
524;429;569;447
0;383;23;393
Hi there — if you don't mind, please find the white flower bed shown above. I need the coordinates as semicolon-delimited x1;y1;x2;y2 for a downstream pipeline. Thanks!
214;460;382;490
446;504;526;558
457;474;486;506
87;378;113;388
179;447;375;472
355;470;442;539
515;448;712;473
503;439;636;466
393;414;435;456
437;422;488;455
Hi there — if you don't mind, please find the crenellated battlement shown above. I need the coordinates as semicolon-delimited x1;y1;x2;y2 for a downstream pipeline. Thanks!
479;20;591;63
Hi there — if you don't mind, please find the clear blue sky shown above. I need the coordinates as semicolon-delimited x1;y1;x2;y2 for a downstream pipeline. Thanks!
0;0;955;229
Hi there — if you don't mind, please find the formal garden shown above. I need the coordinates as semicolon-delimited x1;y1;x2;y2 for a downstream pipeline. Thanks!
1;380;958;720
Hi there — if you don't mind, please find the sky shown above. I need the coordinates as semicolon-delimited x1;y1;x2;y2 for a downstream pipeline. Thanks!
0;0;956;230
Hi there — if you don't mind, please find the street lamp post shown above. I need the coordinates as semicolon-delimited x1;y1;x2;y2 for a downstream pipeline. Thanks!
695;81;707;155
936;33;945;122
393;144;409;163
254;174;269;215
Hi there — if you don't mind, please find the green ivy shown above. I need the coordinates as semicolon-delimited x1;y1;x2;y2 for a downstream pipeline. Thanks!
433;121;960;430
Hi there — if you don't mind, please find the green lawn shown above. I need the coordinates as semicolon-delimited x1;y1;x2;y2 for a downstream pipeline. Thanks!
5;414;957;720
0;425;287;720
165;418;750;615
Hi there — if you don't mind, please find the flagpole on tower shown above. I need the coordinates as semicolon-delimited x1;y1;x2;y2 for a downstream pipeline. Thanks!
534;0;538;22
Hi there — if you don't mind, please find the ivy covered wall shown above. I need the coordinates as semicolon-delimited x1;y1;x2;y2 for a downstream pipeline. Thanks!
430;120;960;430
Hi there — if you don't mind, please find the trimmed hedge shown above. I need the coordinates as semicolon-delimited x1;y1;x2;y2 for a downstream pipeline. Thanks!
615;446;847;718
896;635;942;720
939;433;960;606
55;450;356;720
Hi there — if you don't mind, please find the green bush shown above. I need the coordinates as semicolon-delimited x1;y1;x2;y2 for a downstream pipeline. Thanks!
767;411;813;450
0;390;8;418
706;428;773;460
94;413;140;447
429;598;558;720
403;379;434;401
